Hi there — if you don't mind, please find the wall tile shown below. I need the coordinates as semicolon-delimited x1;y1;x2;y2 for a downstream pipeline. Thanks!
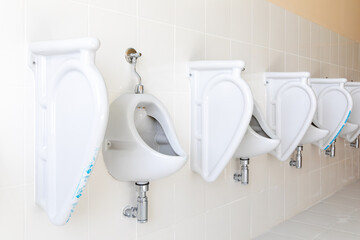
231;0;252;43
330;31;339;65
251;45;269;72
89;7;138;93
270;4;285;51
175;28;205;92
319;27;330;63
27;0;88;41
206;0;231;38
252;0;269;47
0;187;24;240
176;0;205;32
230;197;251;240
174;215;205;240
0;87;24;188
285;11;299;55
299;18;311;58
89;0;136;15
205;205;230;240
285;53;298;72
139;20;175;92
231;41;252;70
205;35;231;60
139;0;175;24
311;23;321;60
269;50;285;72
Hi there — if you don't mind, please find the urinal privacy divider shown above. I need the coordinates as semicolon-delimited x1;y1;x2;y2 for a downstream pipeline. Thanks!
29;38;109;225
246;72;317;161
188;61;253;182
344;82;360;143
309;78;353;150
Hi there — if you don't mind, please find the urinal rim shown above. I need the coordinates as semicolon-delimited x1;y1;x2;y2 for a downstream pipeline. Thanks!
125;93;187;159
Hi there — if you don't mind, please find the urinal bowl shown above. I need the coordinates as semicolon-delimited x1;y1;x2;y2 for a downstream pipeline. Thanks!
103;93;187;182
234;103;280;158
300;124;329;145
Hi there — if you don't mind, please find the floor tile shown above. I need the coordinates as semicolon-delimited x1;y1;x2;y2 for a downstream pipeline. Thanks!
290;211;338;228
270;221;325;239
254;232;303;240
314;230;360;240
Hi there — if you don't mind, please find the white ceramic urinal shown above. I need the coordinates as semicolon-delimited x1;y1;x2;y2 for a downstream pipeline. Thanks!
343;82;360;143
309;78;353;150
188;61;253;182
103;93;187;182
29;38;109;225
102;48;186;223
234;102;280;158
246;72;317;161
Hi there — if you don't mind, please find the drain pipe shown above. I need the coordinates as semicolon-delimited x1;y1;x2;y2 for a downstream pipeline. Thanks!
289;146;303;169
233;158;250;184
350;136;359;148
325;139;336;157
123;182;149;223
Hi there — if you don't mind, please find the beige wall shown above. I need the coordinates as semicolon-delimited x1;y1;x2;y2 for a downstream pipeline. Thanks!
267;0;360;42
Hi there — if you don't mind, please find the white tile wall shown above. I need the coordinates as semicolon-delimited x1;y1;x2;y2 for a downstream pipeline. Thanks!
1;0;360;239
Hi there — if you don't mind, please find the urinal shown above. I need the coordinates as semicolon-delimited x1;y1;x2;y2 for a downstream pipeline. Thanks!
308;78;353;152
245;72;317;162
188;61;253;182
103;93;187;182
300;124;329;145
234;103;280;158
28;38;109;225
102;48;187;223
342;82;360;145
233;102;280;184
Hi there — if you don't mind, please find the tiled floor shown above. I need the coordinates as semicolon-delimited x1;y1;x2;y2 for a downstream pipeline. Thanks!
255;181;360;240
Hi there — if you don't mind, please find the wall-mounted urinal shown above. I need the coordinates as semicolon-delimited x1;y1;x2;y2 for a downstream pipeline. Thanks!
246;72;317;162
233;102;280;183
188;61;253;182
28;38;109;225
103;48;187;223
342;82;360;147
308;78;353;156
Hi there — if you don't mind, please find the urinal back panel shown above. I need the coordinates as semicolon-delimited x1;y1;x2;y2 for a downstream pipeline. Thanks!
309;79;352;149
188;61;253;182
345;83;360;142
249;72;316;161
29;38;109;225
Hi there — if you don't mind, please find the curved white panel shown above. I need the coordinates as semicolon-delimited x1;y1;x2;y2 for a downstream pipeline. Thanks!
29;38;108;225
309;78;353;150
344;83;360;142
262;73;317;161
188;61;253;182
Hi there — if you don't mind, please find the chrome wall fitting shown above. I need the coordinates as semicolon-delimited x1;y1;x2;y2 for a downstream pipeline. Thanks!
289;146;303;169
325;139;336;157
123;182;149;223
125;48;144;94
233;158;250;184
350;136;359;148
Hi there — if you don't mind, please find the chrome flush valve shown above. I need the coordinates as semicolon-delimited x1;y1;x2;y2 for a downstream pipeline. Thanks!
125;48;144;94
350;136;359;148
289;145;303;169
233;158;250;184
123;182;149;223
325;139;336;157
